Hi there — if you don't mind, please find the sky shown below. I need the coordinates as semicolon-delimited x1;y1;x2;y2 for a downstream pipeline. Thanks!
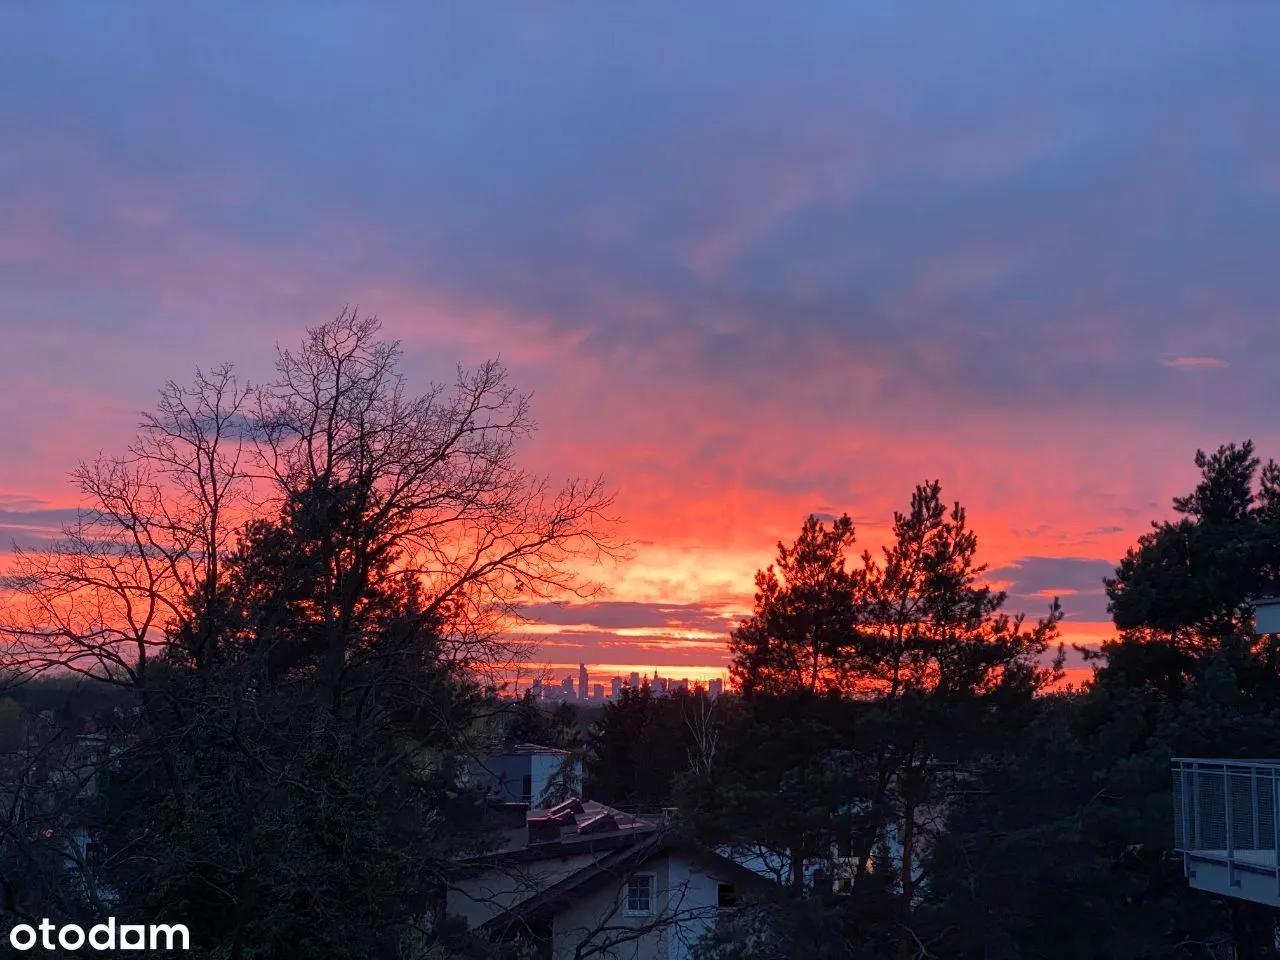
4;3;1280;688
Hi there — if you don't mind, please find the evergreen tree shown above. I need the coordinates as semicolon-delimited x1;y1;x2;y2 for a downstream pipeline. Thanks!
1;314;614;959
94;478;502;959
924;442;1280;959
728;514;859;697
586;684;697;809
704;482;1062;958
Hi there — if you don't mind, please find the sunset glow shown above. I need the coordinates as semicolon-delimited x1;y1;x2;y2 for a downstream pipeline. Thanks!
6;4;1280;686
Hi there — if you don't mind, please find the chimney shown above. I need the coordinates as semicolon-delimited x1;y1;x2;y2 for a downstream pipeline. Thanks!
527;817;562;844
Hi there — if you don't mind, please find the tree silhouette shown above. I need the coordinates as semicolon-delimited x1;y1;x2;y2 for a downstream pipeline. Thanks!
0;311;618;958
729;514;858;697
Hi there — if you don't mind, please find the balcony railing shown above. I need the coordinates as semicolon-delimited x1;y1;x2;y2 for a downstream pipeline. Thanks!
1172;758;1280;903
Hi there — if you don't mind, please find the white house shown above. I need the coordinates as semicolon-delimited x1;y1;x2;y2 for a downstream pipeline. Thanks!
447;798;765;960
477;743;582;807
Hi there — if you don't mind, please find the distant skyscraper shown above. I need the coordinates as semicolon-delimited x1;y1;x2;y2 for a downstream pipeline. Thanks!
653;675;667;696
677;678;690;692
562;675;575;698
629;672;640;689
579;663;588;701
611;677;621;699
531;678;543;700
593;683;604;700
709;678;724;698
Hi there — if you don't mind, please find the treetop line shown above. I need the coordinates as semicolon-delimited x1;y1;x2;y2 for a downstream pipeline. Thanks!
2;311;1276;958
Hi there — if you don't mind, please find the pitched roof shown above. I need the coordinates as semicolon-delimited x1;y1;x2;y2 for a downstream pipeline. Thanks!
480;798;657;860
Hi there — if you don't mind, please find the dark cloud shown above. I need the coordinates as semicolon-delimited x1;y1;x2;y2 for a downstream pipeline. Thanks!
6;2;1280;440
517;601;736;634
0;507;85;552
0;527;62;552
516;628;732;671
989;556;1117;623
1059;644;1098;671
0;508;82;530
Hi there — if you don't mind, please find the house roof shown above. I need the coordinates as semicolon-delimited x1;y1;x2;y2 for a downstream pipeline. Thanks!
480;798;658;860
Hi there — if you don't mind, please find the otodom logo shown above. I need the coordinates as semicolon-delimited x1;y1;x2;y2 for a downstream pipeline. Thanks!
9;918;189;952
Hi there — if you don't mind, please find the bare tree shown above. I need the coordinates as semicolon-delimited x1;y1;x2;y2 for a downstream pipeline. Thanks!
250;313;619;685
1;364;255;687
1;310;619;690
683;693;718;778
0;311;622;957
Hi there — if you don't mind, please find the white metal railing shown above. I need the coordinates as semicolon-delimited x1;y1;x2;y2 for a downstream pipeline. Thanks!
1172;759;1280;892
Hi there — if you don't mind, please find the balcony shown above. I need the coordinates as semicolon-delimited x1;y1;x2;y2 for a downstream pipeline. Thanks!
1173;758;1280;906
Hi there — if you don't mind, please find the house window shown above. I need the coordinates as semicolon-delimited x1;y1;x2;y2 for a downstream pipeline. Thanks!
623;874;655;916
520;774;532;804
717;883;737;909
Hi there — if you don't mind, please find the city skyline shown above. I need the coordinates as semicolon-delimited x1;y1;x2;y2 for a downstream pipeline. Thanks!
522;662;727;702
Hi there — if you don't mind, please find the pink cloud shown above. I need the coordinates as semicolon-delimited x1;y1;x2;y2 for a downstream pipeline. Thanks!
1161;355;1229;369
